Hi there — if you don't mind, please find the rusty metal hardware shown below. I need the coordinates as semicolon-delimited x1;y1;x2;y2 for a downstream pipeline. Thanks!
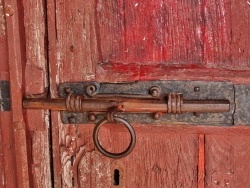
56;81;234;125
93;106;136;158
23;92;229;158
0;81;11;111
23;93;230;114
23;80;236;158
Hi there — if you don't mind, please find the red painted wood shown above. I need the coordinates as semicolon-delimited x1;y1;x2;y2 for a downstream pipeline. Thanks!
96;0;203;64
22;0;52;185
205;135;250;187
44;0;250;187
97;63;250;83
4;0;31;187
0;113;18;188
0;0;21;187
95;0;250;84
198;134;205;188
47;0;103;186
109;128;198;187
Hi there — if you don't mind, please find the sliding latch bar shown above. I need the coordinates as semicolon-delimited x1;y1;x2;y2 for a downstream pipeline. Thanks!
23;93;230;114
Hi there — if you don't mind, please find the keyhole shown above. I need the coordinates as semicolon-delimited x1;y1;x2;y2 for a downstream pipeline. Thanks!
113;169;120;186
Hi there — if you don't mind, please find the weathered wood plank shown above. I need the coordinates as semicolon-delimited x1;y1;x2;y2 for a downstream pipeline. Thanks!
77;125;111;188
198;134;205;188
47;0;250;187
48;0;100;186
5;0;31;186
96;63;140;82
95;0;250;83
203;0;232;67
96;0;203;64
205;135;250;187
231;0;250;68
0;1;18;187
22;0;52;187
24;0;48;96
0;112;18;188
140;64;250;84
47;0;62;185
31;131;52;188
54;0;97;83
0;114;4;188
97;63;250;83
108;127;198;187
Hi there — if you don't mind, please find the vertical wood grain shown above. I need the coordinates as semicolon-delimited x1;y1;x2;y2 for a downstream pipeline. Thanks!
203;0;232;67
5;0;31;186
231;0;250;68
46;0;250;187
54;0;97;83
96;0;203;64
198;134;205;188
23;0;52;187
0;120;3;188
0;2;7;186
0;113;18;187
77;125;111;188
108;126;198;187
0;1;18;187
205;135;250;187
31;131;52;187
95;0;250;83
48;0;100;186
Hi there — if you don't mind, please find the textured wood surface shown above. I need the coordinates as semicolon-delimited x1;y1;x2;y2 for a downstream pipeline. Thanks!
95;0;250;84
97;63;250;83
3;0;250;187
109;127;198;187
22;0;52;187
0;2;18;187
205;135;250;187
198;134;205;188
4;0;31;187
47;0;100;186
44;0;250;187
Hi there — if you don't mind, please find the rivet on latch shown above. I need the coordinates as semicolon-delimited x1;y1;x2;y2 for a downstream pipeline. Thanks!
68;117;76;123
149;86;161;97
193;112;200;117
88;113;96;121
194;86;200;92
153;113;162;120
86;84;97;97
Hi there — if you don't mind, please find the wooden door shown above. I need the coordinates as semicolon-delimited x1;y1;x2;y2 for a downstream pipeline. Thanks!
1;0;250;187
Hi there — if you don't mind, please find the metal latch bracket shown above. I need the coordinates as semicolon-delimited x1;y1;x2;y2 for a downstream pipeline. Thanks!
0;81;11;111
57;81;242;126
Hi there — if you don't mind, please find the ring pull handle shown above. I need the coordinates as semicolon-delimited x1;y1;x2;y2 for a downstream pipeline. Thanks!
93;107;136;158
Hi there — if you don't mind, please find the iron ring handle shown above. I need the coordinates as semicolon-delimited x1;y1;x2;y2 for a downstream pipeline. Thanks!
93;117;136;158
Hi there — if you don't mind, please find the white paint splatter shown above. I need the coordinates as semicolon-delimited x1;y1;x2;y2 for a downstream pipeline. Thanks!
135;3;139;7
2;174;4;186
